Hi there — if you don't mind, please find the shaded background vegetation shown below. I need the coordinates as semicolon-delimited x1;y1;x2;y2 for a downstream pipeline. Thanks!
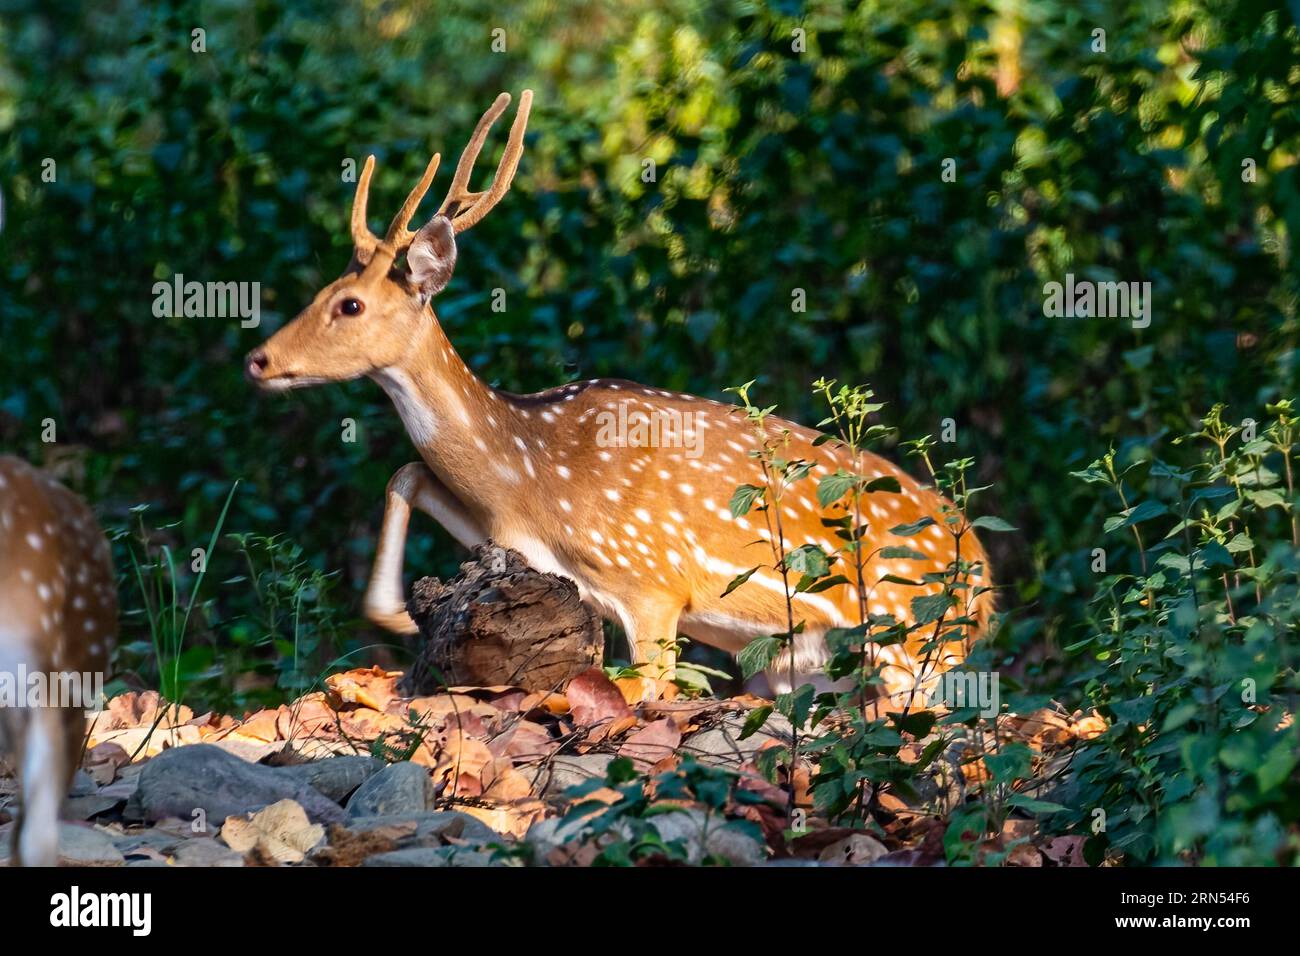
1;0;1296;710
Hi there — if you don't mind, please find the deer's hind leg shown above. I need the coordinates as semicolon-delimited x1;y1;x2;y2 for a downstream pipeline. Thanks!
363;462;486;634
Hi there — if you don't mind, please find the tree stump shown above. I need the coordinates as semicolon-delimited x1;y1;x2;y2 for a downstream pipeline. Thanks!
401;541;603;695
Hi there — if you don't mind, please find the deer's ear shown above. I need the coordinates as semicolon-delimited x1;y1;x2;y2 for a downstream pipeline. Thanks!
406;216;458;300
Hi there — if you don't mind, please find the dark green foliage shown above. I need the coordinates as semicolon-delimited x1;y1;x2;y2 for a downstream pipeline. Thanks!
1060;404;1300;865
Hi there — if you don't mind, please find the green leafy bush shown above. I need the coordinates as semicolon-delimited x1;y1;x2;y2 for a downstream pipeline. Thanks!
1061;403;1300;865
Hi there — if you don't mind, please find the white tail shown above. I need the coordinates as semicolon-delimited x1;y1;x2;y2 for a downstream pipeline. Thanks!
0;456;116;865
246;92;993;701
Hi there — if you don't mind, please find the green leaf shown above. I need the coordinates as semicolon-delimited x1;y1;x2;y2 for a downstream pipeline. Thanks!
971;515;1017;532
816;470;856;508
1224;531;1254;553
786;544;830;578
1005;793;1069;814
890;517;936;536
737;634;784;679
1161;702;1199;732
1103;500;1168;533
802;573;850;593
1198;540;1233;569
722;566;761;597
1247;489;1287;509
864;476;902;494
880;574;920;586
911;593;955;626
1257;741;1299;792
985;743;1032;785
775;683;815;728
738;705;773;740
890;709;936;737
880;546;926;560
729;484;764;517
861;726;904;747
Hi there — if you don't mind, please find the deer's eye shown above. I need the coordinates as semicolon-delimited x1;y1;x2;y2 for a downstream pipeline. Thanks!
338;297;365;316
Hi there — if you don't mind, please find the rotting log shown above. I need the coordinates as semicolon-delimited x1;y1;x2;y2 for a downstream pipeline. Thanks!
402;541;603;695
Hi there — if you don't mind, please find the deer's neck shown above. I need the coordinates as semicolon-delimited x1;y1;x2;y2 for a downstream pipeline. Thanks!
370;319;527;521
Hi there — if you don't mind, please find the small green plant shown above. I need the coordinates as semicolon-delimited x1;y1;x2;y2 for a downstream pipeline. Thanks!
119;481;239;710
1063;402;1300;865
556;756;771;866
724;379;1021;861
723;379;827;822
223;531;350;705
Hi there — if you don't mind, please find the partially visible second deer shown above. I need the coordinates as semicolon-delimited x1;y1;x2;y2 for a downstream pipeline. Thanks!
247;91;994;702
0;456;116;866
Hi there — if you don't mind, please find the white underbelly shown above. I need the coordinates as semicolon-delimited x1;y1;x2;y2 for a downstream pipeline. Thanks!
677;610;770;653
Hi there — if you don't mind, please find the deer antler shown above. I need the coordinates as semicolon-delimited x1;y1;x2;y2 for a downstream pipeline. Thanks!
350;155;379;260
347;90;531;262
383;152;442;248
437;89;533;233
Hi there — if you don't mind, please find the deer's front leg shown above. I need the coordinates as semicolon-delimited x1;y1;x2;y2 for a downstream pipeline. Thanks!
625;598;683;691
363;462;486;634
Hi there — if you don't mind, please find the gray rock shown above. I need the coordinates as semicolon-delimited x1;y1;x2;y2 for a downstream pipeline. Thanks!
125;744;345;825
171;837;245;867
361;845;496;867
762;859;839;867
524;807;765;866
69;769;98;797
532;753;615;796
114;827;188;858
347;810;499;847
57;823;125;866
682;712;794;770
345;762;433;820
271;756;384;804
62;794;124;820
525;813;613;860
648;808;767;865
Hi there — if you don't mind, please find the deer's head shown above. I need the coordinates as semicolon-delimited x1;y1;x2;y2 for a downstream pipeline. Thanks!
245;91;532;390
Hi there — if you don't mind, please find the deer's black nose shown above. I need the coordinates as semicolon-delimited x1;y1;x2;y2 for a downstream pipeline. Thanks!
245;347;270;381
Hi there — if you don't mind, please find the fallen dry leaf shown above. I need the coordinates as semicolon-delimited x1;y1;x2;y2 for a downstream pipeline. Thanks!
403;693;480;722
490;719;558;763
236;709;281;743
1007;843;1044;867
83;742;129;785
1001;818;1036;841
437;731;495;796
567;668;632;727
221;799;324;864
1071;712;1108;740
1010;708;1074;750
460;799;544;840
640;698;734;731
1041;835;1087;867
619;718;682;770
337;708;410;741
482;759;534;802
613;676;678;705
278;695;340;742
519;691;570;716
325;667;402;712
817;832;888;866
584;713;639;746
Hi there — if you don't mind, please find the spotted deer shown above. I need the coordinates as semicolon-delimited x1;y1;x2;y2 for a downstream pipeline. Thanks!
0;456;116;866
246;90;994;701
